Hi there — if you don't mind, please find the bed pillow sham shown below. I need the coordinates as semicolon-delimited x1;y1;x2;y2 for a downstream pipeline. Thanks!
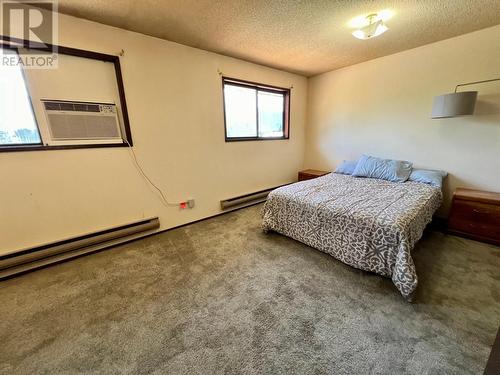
334;160;358;175
409;169;447;188
352;154;413;183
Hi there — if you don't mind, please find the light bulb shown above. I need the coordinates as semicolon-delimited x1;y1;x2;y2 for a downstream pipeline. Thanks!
351;14;389;40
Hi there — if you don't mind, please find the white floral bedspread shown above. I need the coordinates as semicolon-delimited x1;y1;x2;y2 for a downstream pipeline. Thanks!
262;173;442;300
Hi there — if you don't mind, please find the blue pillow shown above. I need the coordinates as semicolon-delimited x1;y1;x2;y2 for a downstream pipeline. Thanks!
335;160;358;175
352;154;413;183
409;169;447;188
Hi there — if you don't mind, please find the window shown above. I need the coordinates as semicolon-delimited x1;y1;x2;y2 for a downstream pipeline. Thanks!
0;49;41;146
0;42;133;152
223;77;290;141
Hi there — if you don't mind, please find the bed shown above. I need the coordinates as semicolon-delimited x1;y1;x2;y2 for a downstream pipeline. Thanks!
262;173;442;300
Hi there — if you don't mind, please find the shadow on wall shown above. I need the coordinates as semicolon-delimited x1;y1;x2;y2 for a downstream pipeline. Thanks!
439;174;465;218
316;124;340;170
474;93;500;117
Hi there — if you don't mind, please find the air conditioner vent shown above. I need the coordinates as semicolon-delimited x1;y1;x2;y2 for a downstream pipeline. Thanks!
43;101;101;112
42;100;123;144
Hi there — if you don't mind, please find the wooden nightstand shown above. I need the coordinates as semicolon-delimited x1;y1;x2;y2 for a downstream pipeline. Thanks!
448;188;500;246
298;169;329;182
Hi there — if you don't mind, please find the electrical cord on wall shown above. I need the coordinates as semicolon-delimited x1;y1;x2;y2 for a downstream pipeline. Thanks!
123;139;179;207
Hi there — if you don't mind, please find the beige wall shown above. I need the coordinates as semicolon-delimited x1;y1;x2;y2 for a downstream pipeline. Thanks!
0;13;307;254
305;25;500;216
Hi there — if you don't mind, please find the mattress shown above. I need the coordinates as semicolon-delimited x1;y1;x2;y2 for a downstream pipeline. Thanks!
262;173;442;300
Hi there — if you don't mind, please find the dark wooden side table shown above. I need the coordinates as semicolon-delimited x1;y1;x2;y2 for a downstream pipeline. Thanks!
448;188;500;246
298;169;329;182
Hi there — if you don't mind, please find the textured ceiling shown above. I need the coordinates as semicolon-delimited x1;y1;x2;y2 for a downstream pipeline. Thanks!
51;0;500;76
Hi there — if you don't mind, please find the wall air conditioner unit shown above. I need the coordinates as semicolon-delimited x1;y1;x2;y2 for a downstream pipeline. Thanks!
42;100;124;145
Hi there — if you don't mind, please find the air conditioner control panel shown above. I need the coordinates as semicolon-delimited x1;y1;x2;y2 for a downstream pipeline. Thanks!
100;104;117;113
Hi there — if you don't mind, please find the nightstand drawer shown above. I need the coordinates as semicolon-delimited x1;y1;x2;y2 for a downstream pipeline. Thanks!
448;198;500;244
449;200;500;225
449;219;500;240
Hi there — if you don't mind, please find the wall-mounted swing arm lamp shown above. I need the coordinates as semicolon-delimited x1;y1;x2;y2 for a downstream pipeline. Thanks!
431;77;500;119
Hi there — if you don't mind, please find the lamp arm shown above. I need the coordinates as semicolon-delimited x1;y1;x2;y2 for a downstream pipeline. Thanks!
454;77;500;92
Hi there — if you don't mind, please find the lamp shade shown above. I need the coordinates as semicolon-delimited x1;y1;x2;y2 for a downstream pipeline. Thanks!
431;91;478;118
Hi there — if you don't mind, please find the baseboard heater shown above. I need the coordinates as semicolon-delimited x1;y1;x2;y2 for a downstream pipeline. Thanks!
220;185;286;211
0;217;160;280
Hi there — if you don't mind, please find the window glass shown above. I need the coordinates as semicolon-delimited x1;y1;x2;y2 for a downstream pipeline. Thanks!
258;91;284;138
0;49;41;145
224;84;257;138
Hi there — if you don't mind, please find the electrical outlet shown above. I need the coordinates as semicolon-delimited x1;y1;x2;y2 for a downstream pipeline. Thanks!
187;198;195;208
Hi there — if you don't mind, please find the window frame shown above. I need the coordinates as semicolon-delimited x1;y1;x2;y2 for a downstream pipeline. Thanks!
0;36;133;153
222;76;290;142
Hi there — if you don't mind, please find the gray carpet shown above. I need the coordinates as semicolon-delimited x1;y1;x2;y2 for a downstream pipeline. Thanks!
1;204;499;375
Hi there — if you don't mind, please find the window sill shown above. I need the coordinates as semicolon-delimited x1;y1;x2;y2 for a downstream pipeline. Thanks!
225;136;289;142
0;142;129;153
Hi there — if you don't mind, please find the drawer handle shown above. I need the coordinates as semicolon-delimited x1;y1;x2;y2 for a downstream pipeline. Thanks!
472;208;490;214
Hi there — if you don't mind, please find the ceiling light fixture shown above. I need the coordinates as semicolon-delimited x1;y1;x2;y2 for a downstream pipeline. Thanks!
352;13;389;40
